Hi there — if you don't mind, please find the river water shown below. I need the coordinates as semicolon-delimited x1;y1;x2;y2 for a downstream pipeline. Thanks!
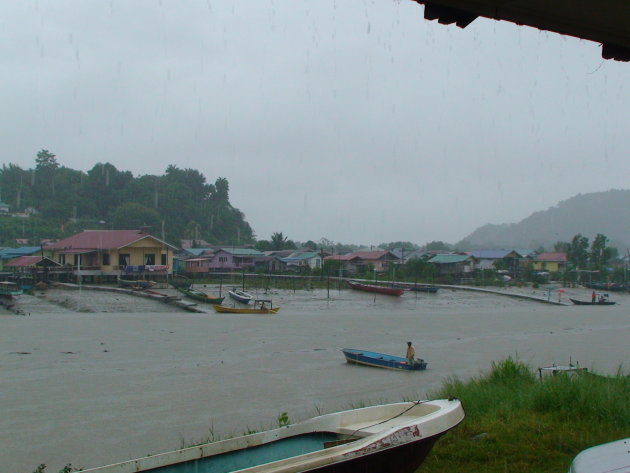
1;285;629;472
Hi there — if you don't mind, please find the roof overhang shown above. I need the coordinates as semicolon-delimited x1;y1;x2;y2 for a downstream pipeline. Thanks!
410;0;630;61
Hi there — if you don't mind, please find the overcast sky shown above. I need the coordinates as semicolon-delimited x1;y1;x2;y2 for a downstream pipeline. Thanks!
1;1;628;246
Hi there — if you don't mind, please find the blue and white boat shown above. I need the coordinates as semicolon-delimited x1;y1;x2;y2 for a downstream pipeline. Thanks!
77;399;463;473
342;348;428;371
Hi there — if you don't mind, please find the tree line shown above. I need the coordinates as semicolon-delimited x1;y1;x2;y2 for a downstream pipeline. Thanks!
0;150;254;246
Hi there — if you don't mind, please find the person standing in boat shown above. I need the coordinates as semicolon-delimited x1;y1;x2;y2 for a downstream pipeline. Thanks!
406;341;415;365
591;291;596;303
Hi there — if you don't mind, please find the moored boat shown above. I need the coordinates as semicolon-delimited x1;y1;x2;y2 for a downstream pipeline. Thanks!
119;279;156;289
408;285;439;293
77;399;464;473
213;299;279;314
176;286;224;304
346;280;404;297
228;288;253;304
342;348;428;371
0;281;23;298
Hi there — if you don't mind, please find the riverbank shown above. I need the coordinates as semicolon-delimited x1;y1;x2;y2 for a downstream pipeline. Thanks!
423;358;630;473
1;285;628;472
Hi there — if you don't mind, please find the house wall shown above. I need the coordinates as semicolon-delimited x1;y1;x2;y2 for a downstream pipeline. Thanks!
46;238;173;274
532;261;563;272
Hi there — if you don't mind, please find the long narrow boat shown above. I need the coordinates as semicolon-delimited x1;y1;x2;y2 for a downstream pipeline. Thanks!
228;289;253;304
213;299;279;314
78;399;464;473
408;286;439;293
569;298;616;306
119;279;155;289
346;280;404;297
176;286;224;304
342;348;428;371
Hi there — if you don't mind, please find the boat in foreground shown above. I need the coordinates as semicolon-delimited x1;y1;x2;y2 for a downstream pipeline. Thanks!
342;348;428;371
176;286;224;304
346;280;404;297
79;399;464;473
228;288;253;304
213;299;279;314
569;437;629;473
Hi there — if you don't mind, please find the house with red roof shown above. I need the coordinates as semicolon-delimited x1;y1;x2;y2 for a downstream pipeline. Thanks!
531;252;568;273
324;250;399;274
43;229;177;276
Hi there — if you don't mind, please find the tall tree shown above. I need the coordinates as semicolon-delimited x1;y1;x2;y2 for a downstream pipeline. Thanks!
567;234;589;269
589;233;613;270
270;232;288;250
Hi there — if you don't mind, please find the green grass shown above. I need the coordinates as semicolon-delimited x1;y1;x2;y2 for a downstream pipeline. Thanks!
420;357;630;473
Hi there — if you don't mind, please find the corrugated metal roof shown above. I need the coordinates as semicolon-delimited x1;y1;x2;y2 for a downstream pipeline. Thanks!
44;230;177;251
349;251;398;260
221;248;263;256
5;256;61;267
468;250;511;259
429;254;473;264
324;254;357;261
535;252;567;261
0;246;41;258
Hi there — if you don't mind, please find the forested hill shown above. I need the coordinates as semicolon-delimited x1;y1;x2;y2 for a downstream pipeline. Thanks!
0;150;254;247
457;189;630;251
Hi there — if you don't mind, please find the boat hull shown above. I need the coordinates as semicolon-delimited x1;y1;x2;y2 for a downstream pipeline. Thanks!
408;286;439;293
569;298;616;306
342;349;427;371
213;304;280;314
177;287;224;304
346;280;404;297
228;290;253;304
78;400;464;473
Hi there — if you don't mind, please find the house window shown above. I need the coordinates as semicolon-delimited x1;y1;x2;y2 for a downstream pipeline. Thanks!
144;254;155;265
102;253;110;265
219;256;228;263
73;254;82;266
119;253;130;267
161;253;167;265
59;254;66;265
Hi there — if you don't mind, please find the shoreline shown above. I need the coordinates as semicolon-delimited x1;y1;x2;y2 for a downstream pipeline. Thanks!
1;286;628;472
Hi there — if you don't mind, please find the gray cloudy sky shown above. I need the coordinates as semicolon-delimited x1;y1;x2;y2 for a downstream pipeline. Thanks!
1;1;628;246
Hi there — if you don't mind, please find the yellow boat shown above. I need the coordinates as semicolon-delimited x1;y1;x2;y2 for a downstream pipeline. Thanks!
213;299;279;314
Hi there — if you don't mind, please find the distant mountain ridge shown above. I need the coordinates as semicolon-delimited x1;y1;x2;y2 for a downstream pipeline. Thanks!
458;189;630;251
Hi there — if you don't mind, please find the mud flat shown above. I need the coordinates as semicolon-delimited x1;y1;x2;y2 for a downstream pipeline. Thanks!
1;286;628;472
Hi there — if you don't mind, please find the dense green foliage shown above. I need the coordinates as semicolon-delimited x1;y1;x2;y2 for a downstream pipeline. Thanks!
0;152;254;246
422;357;630;473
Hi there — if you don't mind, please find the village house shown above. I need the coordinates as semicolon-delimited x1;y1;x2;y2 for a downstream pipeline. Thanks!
467;249;523;273
281;251;322;272
428;253;477;278
531;252;568;273
43;229;176;277
183;247;266;273
323;254;360;276
348;250;400;273
0;246;41;271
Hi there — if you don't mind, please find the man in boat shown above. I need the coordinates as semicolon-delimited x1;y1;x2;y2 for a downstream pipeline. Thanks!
406;341;415;365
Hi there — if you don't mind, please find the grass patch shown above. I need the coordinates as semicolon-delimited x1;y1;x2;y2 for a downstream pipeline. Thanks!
421;357;630;473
